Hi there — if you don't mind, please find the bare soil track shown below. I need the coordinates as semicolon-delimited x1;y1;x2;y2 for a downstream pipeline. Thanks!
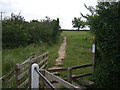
48;36;67;70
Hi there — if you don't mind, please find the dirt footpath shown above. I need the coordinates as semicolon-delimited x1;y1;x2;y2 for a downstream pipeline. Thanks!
47;36;67;88
55;37;67;65
48;36;67;70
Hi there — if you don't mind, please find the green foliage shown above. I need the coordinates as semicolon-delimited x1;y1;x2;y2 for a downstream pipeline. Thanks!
72;17;85;30
82;2;120;88
2;13;30;48
2;13;61;48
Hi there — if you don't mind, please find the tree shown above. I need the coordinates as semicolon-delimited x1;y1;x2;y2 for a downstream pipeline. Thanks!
72;17;85;30
82;2;120;88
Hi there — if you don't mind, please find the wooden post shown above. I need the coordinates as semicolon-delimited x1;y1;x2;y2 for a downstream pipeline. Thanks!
67;67;72;83
31;63;39;89
15;64;20;88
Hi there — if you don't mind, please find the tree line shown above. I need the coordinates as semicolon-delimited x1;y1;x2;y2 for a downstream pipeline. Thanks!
2;13;61;48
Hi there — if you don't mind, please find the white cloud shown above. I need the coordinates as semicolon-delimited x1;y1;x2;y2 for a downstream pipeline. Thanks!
0;0;97;29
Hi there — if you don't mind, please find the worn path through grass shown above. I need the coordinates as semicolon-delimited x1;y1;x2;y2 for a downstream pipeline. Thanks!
47;31;93;88
48;36;67;70
59;31;93;78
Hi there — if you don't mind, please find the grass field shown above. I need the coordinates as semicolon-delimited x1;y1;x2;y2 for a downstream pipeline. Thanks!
2;31;93;88
62;31;93;66
2;43;61;75
56;31;93;78
2;31;93;78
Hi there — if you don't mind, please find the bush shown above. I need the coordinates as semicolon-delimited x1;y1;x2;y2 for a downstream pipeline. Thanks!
82;2;120;88
2;14;61;48
2;13;30;48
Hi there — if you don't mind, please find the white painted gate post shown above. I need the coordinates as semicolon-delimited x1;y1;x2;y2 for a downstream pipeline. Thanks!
31;63;39;89
92;43;96;74
92;44;95;54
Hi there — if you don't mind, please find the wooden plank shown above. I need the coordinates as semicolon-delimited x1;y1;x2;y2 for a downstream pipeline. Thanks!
38;57;48;66
17;57;33;69
2;68;14;81
18;52;48;69
71;64;92;70
17;78;29;88
77;78;94;86
44;70;84;90
8;75;15;82
18;69;29;80
17;58;31;69
47;64;92;72
40;62;48;69
72;73;92;79
30;52;48;62
48;67;68;72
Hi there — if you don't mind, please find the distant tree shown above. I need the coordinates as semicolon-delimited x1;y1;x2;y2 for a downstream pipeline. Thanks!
72;17;85;30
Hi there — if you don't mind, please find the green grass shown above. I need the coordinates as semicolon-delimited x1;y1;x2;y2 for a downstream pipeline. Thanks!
2;42;61;75
58;31;93;78
62;31;93;65
2;31;93;88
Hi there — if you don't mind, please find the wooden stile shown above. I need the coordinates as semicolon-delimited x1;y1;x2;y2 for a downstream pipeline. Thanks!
44;69;84;90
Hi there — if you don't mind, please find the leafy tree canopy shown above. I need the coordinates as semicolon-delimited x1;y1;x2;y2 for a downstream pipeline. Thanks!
72;17;85;30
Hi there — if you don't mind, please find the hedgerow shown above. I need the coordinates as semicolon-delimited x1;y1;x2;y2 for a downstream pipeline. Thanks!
2;13;61;48
82;2;120;88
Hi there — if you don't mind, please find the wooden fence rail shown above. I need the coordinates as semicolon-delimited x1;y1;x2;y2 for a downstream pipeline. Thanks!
48;63;93;83
1;52;94;89
48;64;92;72
67;64;92;83
1;52;48;88
42;69;85;90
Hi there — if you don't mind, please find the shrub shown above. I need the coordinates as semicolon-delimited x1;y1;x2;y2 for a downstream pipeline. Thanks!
2;14;61;48
82;2;120;88
2;13;30;48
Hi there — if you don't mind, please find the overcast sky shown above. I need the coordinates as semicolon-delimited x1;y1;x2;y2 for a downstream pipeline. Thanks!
0;0;97;29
